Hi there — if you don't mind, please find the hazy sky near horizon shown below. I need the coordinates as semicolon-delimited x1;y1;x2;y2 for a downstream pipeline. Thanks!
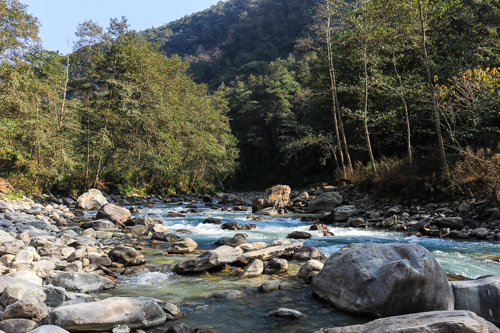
22;0;223;53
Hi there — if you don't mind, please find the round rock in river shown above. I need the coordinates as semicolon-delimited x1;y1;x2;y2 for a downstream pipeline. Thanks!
311;243;454;317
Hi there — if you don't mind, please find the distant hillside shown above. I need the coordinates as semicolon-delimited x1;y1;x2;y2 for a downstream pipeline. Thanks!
140;0;316;88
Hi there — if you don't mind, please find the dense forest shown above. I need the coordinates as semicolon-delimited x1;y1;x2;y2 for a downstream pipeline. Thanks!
144;0;500;197
1;0;500;198
0;1;238;195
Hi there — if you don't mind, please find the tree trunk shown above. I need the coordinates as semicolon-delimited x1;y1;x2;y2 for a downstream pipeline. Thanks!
326;4;346;177
392;53;412;166
363;41;377;173
417;0;447;170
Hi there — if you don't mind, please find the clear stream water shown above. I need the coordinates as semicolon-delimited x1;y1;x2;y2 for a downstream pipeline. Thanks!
94;202;500;333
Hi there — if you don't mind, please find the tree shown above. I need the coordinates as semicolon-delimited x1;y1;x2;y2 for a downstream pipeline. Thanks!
0;0;39;60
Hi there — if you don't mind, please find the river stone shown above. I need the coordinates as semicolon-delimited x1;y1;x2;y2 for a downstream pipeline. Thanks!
76;189;108;210
251;185;291;213
264;258;288;274
292;246;327;261
267;308;304;319
165;322;194;333
434;217;463;230
127;216;162;227
108;246;146;266
96;203;131;225
407;218;432;232
311;243;454;317
205;290;243;299
238;242;303;265
202;217;221;225
0;319;37;333
43;286;80;308
151;232;181;242
333;205;356;222
237;259;264;279
174;246;243;273
292;192;309;203
313;310;500;333
167;238;197;254
2;296;49;321
27;325;71;333
298;260;324;281
0;230;15;243
0;284;45;307
215;234;248;247
451;276;500;327
287;231;312;239
254;207;279;216
82;219;118;231
46;271;115;293
307;192;343;213
258;280;281;293
45;297;166;332
5;271;42;286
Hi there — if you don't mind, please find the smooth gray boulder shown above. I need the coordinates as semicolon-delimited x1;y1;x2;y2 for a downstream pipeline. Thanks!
451;276;500;327
238;242;303;265
174;246;243;273
108;246;145;266
313;310;500;333
292;246;327;261
258;280;281;293
96;203;131;225
28;326;70;333
76;189;108;210
307;192;343;213
45;297;166;332
311;243;454;317
46;271;115;293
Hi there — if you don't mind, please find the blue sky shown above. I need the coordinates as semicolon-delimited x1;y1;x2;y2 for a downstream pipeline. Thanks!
22;0;223;53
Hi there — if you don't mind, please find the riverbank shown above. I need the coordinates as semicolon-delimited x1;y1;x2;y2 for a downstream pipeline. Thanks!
0;185;499;332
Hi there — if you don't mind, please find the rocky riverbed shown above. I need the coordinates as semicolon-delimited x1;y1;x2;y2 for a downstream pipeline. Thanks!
0;183;498;332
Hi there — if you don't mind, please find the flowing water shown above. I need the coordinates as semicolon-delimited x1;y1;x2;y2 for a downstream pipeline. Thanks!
95;202;500;332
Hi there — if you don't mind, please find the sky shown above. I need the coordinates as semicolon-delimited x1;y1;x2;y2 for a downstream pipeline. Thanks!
22;0;223;53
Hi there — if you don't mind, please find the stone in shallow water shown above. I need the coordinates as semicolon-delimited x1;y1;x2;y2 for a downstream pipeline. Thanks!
311;243;454;318
451;276;500;327
174;246;243;273
267;308;304;319
46;271;115;293
258;280;281;293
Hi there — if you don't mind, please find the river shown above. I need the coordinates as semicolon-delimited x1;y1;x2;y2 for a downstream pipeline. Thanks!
91;201;500;333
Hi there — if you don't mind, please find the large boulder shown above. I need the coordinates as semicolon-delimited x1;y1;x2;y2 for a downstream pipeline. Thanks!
96;203;131;225
311;243;454;317
108;246;145;266
76;189;108;210
307;192;343;213
451;276;500;327
313;310;500;333
45;297;166;332
252;185;291;213
238;242;303;265
174;246;243;273
434;217;464;230
46;271;115;293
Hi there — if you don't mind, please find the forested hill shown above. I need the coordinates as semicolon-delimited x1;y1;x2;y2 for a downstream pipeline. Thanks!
140;0;316;88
